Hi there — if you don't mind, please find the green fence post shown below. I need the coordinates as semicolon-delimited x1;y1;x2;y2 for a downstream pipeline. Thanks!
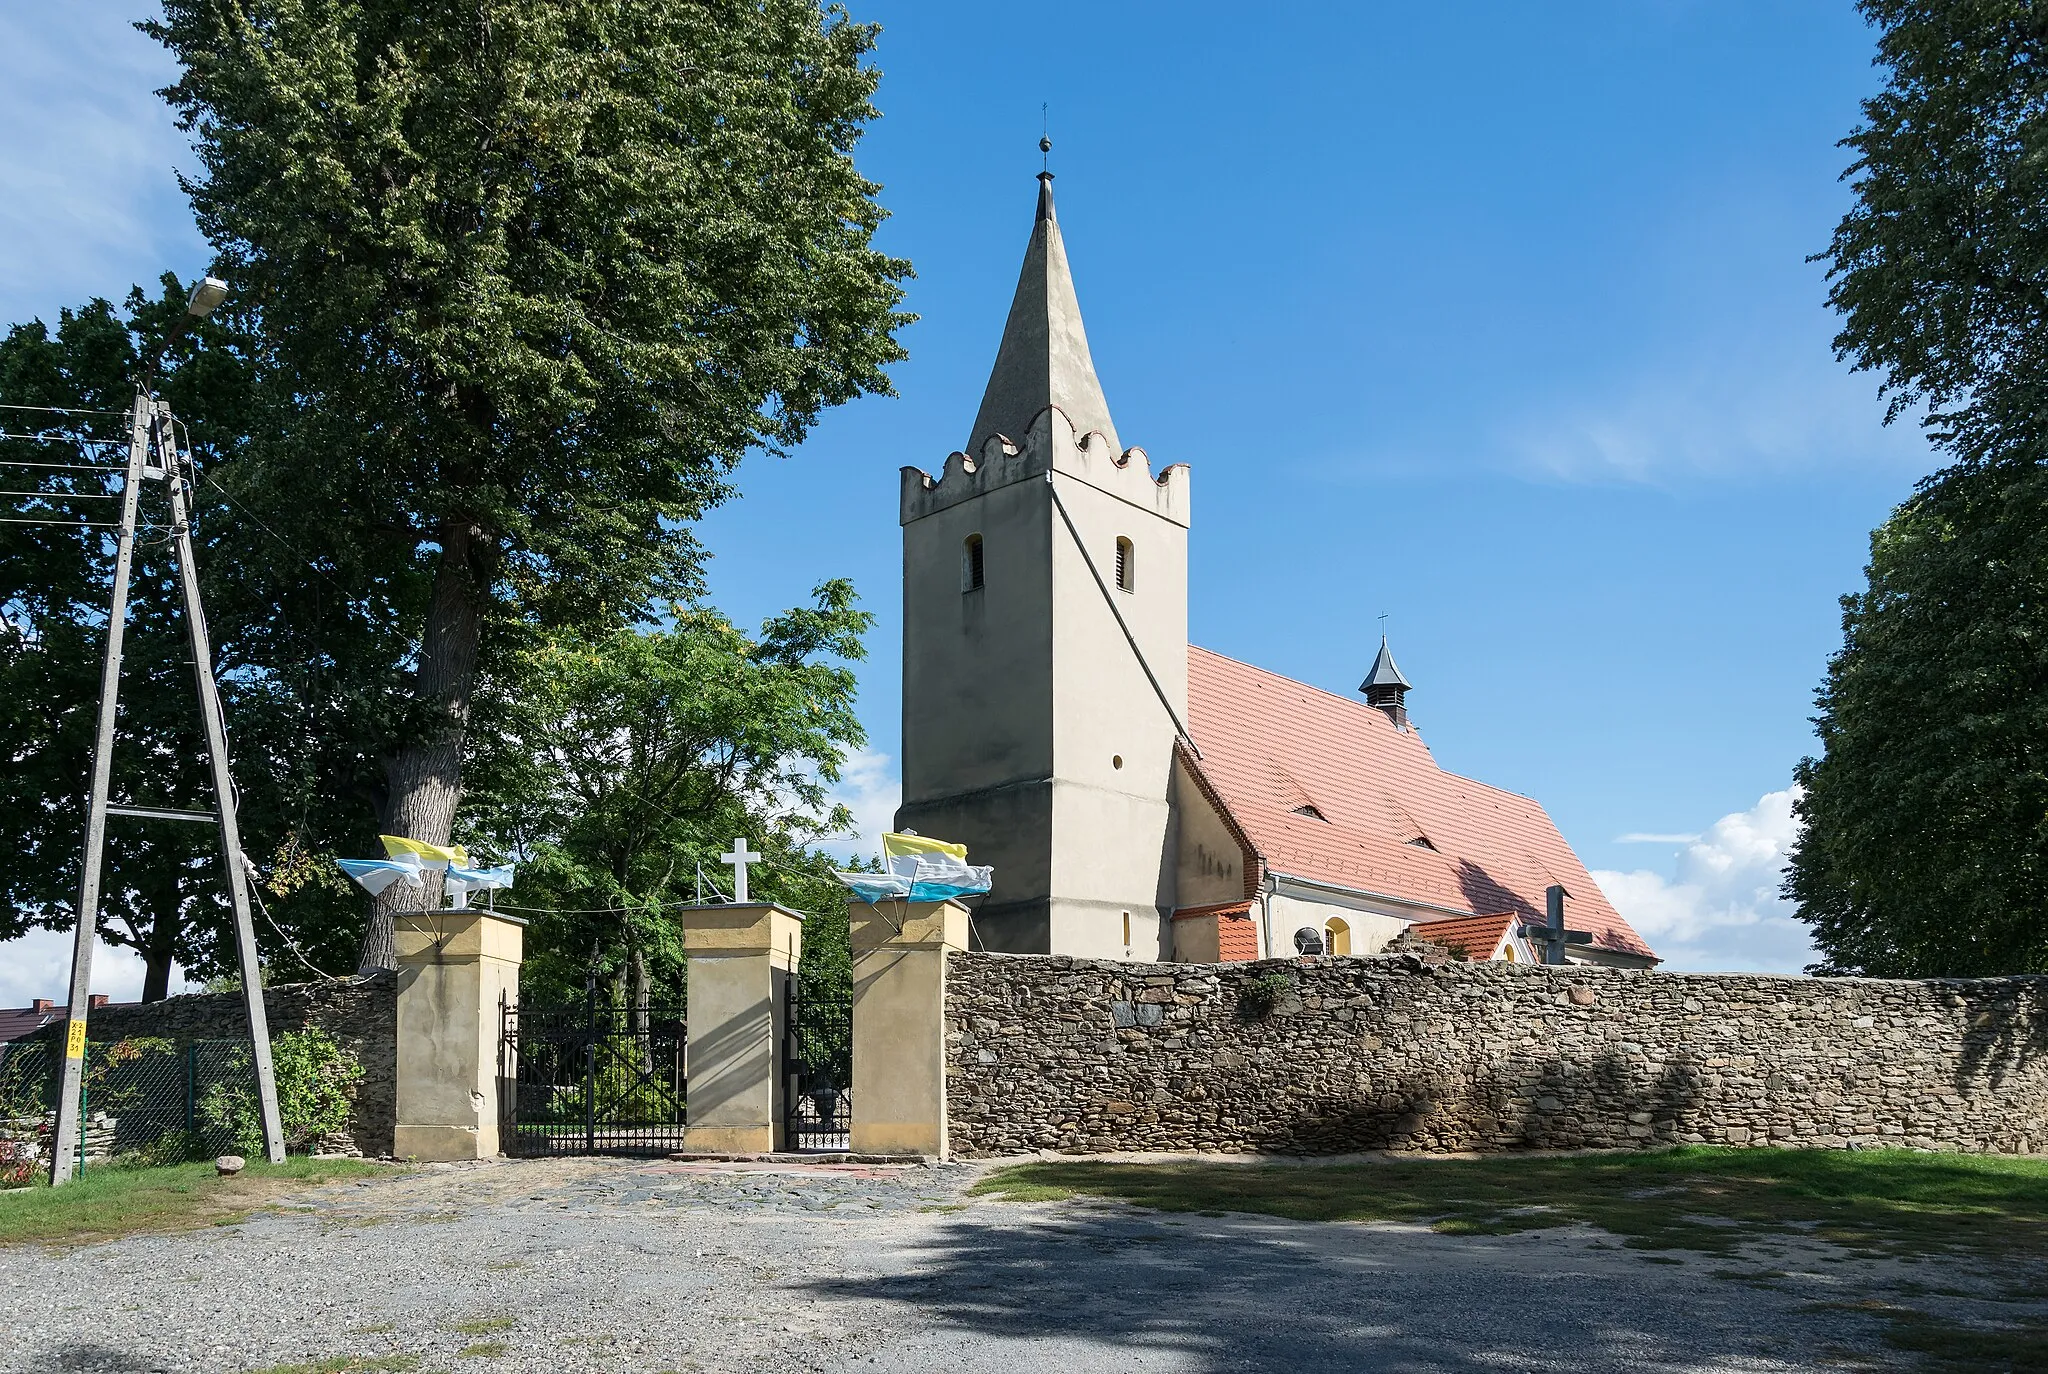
76;1044;87;1177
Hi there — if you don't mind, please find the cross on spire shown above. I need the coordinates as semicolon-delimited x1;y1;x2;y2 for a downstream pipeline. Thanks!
719;838;763;904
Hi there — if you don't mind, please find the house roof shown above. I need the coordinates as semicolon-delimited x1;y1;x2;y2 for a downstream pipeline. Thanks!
1409;911;1518;960
1172;900;1254;921
966;172;1121;457
0;1005;61;1044
1184;645;1656;961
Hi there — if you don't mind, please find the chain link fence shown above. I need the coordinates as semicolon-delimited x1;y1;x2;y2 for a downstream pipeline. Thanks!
0;1037;257;1182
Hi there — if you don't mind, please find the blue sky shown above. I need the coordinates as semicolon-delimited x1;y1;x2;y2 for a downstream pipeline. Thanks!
0;3;1934;995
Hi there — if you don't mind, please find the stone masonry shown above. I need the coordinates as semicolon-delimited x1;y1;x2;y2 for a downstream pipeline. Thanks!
27;974;398;1157
945;952;2048;1156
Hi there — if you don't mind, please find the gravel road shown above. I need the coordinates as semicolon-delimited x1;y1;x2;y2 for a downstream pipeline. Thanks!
0;1155;2021;1373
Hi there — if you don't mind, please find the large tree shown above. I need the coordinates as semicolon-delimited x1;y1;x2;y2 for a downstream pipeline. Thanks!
0;284;383;995
147;0;911;971
1821;0;2048;461
464;582;871;1007
1787;464;2048;976
1794;0;2048;973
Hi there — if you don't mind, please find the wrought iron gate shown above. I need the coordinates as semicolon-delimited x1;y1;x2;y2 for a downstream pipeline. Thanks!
784;975;852;1151
501;998;687;1155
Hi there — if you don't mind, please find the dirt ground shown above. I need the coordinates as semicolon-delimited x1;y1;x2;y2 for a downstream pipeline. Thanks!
0;1154;2038;1373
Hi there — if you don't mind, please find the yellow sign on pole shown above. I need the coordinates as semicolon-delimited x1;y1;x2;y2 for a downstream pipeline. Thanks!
65;1020;87;1060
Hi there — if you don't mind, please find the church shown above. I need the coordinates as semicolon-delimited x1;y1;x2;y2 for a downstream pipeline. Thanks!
894;171;1658;972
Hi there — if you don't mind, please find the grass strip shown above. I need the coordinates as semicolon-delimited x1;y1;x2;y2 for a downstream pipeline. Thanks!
970;1146;2048;1261
0;1157;391;1248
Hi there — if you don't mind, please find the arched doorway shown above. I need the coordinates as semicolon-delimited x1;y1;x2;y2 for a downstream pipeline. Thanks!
1324;917;1352;956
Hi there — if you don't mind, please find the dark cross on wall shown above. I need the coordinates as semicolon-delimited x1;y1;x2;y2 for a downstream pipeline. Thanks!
1517;885;1593;966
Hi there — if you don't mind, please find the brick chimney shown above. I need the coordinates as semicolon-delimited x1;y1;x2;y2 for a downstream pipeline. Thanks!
89;994;110;1010
31;998;52;1013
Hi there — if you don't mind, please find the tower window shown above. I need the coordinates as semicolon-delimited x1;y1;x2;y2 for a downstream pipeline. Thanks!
1114;536;1134;592
963;534;985;592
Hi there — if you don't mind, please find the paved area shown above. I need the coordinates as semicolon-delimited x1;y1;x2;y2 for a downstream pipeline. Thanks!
0;1155;2024;1373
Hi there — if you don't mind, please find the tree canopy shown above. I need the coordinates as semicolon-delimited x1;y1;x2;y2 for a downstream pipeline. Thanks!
1795;0;2048;974
146;0;911;970
1787;464;2048;976
3;0;906;997
465;584;872;1005
1822;0;2048;460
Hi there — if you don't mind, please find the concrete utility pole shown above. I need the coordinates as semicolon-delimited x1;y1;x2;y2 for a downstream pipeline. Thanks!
49;278;285;1183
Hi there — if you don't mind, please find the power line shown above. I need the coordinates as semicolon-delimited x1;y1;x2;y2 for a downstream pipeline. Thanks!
194;468;349;593
0;403;127;416
0;517;122;528
0;430;128;446
0;490;118;499
0;460;124;472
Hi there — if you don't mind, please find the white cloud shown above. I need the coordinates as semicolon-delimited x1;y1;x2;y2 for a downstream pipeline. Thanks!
1502;348;1927;486
0;925;191;1008
816;749;900;866
1592;787;1817;974
1615;831;1701;844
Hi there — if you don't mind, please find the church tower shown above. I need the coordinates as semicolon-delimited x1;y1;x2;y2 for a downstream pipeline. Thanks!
896;172;1190;958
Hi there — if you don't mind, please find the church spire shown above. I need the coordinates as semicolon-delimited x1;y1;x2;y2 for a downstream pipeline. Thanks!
1360;636;1413;729
966;170;1121;457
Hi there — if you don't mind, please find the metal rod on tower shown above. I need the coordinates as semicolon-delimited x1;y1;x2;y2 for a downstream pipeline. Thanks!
48;389;151;1185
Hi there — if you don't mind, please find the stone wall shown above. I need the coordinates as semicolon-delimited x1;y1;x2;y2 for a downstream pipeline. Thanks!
945;952;2048;1157
39;974;398;1157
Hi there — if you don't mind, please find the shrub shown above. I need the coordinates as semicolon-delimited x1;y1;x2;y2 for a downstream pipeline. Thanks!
1237;972;1293;1021
201;1029;364;1155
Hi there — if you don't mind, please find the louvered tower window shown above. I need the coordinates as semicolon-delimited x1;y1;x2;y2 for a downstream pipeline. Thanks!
1115;536;1135;592
963;534;985;591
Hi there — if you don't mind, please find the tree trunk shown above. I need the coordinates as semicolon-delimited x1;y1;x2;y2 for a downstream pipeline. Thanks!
631;939;652;1073
140;927;175;1004
358;521;487;972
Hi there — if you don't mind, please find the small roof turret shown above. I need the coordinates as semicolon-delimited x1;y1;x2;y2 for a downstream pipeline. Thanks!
1360;636;1412;730
1359;636;1411;693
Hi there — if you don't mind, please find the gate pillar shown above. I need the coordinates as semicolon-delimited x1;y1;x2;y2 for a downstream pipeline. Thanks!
394;909;526;1162
849;898;968;1158
679;903;804;1154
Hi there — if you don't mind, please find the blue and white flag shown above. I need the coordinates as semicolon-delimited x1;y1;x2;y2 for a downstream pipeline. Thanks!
337;856;424;897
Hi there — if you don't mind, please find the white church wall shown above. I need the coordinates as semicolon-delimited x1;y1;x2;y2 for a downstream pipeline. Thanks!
1044;405;1190;963
1263;891;1410;960
1171;757;1248;911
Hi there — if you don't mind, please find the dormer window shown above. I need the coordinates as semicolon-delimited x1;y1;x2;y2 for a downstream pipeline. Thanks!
1291;803;1327;822
963;534;985;592
1114;536;1134;592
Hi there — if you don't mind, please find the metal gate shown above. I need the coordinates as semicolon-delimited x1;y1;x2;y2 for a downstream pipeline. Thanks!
501;998;687;1155
784;975;852;1151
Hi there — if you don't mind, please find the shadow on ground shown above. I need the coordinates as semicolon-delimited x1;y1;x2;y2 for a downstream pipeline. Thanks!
799;1199;1868;1373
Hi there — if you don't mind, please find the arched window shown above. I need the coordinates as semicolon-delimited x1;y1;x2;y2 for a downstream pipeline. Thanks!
962;534;985;592
1325;917;1352;956
1114;536;1135;592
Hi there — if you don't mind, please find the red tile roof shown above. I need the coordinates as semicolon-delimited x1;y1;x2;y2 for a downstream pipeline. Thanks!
1409;911;1518;960
1185;646;1655;962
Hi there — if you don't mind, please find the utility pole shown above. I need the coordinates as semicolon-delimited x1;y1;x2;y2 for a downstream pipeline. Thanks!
49;278;285;1183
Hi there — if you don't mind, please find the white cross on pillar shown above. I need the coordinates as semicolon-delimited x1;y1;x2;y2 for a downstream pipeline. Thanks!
719;838;763;904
